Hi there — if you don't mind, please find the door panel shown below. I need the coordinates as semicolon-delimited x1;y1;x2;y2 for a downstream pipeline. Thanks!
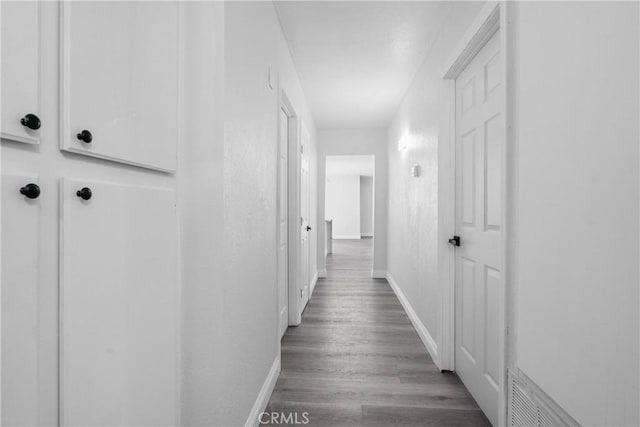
299;125;311;310
1;1;41;144
455;30;502;426
278;109;289;338
61;2;179;171
60;179;178;426
2;175;40;426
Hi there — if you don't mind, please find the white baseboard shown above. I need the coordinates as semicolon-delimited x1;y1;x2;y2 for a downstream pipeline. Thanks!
332;235;361;240
245;355;281;427
310;271;319;297
371;269;386;279
361;233;373;238
386;273;439;368
317;268;327;278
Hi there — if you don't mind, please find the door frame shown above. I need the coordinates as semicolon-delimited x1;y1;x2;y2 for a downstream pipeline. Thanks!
441;2;510;425
279;90;303;329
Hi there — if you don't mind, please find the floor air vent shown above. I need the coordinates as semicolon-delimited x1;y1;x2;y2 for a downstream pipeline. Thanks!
508;370;578;427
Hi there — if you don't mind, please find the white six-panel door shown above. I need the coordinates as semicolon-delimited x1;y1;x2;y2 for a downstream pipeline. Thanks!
454;30;502;426
60;179;179;426
2;175;41;426
278;108;290;338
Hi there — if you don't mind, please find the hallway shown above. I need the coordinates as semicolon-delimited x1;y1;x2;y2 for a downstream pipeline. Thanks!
265;239;490;426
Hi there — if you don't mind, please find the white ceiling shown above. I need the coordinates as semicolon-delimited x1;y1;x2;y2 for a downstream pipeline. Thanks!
274;1;452;129
326;155;375;178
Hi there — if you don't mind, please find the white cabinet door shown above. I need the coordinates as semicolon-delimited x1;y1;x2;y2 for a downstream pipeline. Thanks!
61;2;179;172
60;179;178;426
1;2;41;145
2;175;41;426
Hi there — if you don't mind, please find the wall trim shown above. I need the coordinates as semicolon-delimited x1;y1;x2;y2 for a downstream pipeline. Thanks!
361;233;373;238
371;269;386;279
244;355;281;427
317;268;327;278
310;271;319;297
386;273;439;369
332;235;362;240
442;1;500;79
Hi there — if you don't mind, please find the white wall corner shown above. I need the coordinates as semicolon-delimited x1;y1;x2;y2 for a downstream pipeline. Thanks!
386;273;439;368
317;268;327;278
310;271;319;297
244;355;281;427
371;269;386;279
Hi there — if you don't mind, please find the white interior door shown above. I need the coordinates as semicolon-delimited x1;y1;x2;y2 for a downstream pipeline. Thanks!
61;1;179;171
278;108;289;338
1;1;41;145
299;126;311;310
60;179;178;426
2;175;40;426
454;30;502;426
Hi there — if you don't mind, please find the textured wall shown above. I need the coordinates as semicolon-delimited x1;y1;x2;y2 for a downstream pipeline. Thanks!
181;2;317;425
386;2;484;361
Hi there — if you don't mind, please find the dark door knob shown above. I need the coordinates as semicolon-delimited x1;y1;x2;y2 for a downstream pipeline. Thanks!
76;130;92;143
20;183;40;199
76;187;92;200
448;236;460;247
306;226;312;231
20;113;41;130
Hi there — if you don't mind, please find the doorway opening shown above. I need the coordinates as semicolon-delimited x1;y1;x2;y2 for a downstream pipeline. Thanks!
324;155;375;272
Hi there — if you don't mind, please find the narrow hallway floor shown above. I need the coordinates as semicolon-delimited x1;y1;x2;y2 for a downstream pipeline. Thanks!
264;238;490;426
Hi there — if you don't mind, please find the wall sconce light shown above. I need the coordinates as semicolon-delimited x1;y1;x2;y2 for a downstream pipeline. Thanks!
398;135;408;151
412;164;421;177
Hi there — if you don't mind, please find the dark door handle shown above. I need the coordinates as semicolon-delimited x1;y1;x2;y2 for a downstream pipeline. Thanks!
76;129;93;143
76;187;92;200
20;183;40;199
448;236;460;247
20;113;41;130
306;226;312;231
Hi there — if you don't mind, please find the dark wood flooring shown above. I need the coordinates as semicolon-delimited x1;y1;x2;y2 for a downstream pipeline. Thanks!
264;238;490;426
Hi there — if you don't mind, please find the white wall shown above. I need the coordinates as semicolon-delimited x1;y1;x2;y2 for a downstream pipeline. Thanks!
387;1;484;365
180;2;225;425
317;129;388;276
213;2;317;425
325;174;361;239
508;3;639;425
360;176;374;237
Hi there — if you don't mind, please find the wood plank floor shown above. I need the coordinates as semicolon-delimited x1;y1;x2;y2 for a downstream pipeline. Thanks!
264;238;490;426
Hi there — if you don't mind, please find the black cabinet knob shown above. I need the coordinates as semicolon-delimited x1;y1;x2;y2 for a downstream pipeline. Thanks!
20;113;41;130
306;225;312;231
20;183;40;199
76;130;92;143
76;187;92;200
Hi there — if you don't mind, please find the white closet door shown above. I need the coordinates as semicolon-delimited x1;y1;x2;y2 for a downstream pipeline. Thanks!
1;1;41;145
61;2;179;172
60;179;178;426
454;30;502;426
2;175;41;426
